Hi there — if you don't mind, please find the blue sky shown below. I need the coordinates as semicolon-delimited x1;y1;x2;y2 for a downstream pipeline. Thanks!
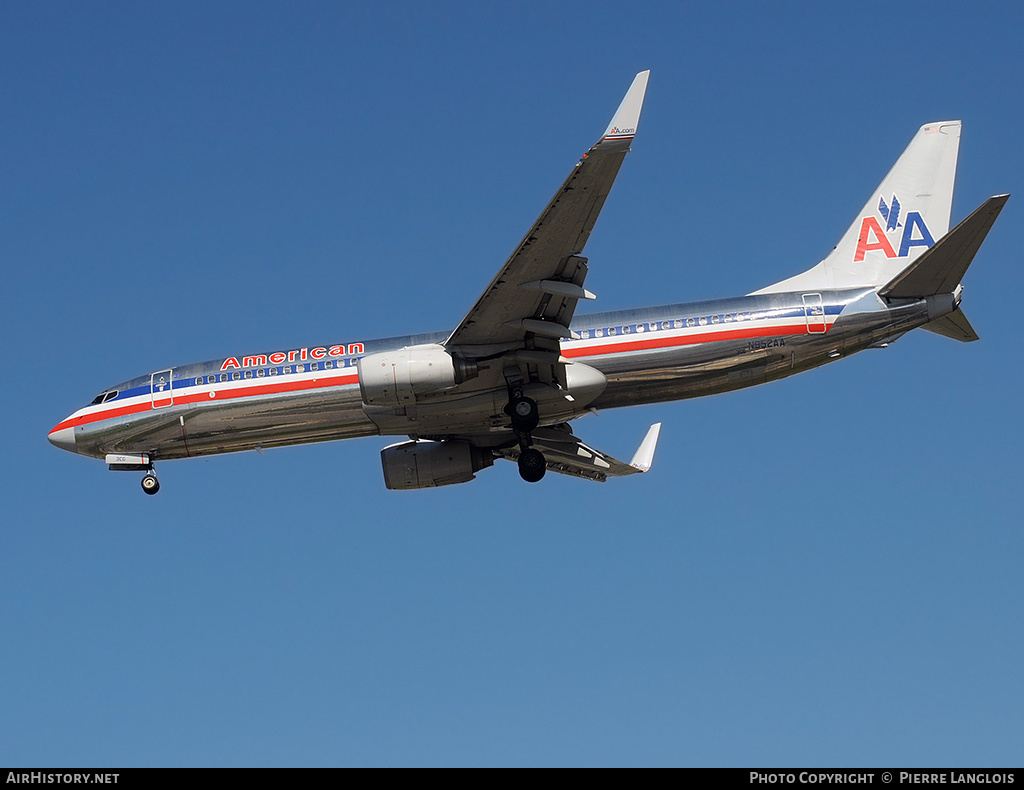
3;1;1022;767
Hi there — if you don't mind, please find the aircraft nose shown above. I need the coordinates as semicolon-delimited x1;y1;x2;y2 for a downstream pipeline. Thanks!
48;424;77;454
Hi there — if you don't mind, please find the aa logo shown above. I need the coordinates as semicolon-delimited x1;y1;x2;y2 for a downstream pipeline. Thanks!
854;194;935;262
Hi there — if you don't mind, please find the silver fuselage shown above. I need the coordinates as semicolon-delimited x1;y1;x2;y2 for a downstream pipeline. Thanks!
50;286;935;463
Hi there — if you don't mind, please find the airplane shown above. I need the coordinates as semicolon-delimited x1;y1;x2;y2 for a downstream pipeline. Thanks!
48;71;1007;494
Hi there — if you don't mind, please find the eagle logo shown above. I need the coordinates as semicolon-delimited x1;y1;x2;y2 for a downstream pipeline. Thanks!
878;195;902;232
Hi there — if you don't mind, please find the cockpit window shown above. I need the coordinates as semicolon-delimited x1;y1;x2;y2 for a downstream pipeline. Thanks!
90;390;119;405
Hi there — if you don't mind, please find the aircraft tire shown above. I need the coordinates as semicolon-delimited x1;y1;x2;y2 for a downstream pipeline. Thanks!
509;396;539;432
518;448;546;483
141;474;160;495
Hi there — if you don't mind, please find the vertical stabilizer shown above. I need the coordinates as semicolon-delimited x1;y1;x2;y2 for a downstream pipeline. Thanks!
753;122;961;294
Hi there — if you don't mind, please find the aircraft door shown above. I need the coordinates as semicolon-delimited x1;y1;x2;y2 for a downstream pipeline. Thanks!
802;293;826;334
151;369;174;408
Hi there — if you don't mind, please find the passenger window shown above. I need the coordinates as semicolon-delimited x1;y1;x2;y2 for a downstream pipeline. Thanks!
581;330;589;339
269;367;278;376
595;329;603;338
244;370;252;379
310;362;318;371
257;369;265;377
699;317;707;326
608;327;616;336
711;315;720;324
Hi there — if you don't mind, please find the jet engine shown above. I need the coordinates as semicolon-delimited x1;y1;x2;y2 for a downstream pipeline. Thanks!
358;344;477;407
381;440;493;490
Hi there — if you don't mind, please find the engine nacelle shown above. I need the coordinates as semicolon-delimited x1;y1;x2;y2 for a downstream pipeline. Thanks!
381;440;493;490
358;344;476;406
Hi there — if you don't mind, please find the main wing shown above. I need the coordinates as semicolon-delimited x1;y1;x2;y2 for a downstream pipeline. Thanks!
445;71;650;356
493;422;662;482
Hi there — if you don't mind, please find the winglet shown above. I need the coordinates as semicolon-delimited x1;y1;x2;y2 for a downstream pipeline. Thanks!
629;422;662;472
602;70;650;141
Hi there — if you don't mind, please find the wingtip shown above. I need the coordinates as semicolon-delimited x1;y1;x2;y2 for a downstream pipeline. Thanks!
629;422;662;472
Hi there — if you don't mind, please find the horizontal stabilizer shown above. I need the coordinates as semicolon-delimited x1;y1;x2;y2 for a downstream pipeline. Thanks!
922;308;980;342
880;194;1009;298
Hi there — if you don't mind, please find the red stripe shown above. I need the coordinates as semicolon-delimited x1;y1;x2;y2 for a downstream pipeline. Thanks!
51;322;831;434
50;373;360;434
562;321;831;359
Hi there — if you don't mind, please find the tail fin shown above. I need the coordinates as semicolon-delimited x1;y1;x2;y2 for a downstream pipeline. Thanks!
753;121;962;294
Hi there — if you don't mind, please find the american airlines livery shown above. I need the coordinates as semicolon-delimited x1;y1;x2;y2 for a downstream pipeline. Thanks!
49;72;1007;494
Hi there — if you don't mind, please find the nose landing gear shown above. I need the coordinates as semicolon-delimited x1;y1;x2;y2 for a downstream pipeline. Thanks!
141;472;160;495
105;454;161;495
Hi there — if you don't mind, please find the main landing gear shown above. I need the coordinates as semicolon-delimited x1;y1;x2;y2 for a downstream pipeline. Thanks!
141;472;160;495
517;447;546;483
505;391;545;483
508;395;539;432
